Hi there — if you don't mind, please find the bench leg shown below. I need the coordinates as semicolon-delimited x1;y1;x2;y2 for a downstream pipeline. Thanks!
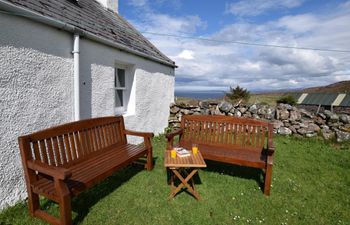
264;164;273;196
28;189;40;217
146;147;153;171
59;194;72;225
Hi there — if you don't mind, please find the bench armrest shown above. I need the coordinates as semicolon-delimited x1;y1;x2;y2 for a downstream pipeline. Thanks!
267;139;275;156
27;160;72;180
123;130;154;138
166;128;183;140
166;128;183;150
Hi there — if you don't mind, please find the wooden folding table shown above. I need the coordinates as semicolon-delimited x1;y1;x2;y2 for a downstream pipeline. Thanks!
164;150;207;200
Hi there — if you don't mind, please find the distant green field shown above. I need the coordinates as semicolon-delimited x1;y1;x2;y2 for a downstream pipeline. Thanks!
248;94;283;105
175;94;283;106
1;136;349;225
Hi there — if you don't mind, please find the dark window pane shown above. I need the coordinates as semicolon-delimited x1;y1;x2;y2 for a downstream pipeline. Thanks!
115;90;123;107
116;68;125;87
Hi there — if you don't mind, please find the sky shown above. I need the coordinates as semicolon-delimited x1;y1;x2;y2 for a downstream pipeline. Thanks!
119;0;350;93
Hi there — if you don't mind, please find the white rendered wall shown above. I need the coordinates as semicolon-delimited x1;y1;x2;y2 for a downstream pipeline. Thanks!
0;9;174;210
80;39;175;143
0;13;74;210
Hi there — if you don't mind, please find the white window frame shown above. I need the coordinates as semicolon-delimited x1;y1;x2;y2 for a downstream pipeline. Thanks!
114;65;127;114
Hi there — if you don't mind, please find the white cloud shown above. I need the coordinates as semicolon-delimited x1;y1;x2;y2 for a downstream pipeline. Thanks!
226;0;305;17
177;50;195;60
130;1;350;92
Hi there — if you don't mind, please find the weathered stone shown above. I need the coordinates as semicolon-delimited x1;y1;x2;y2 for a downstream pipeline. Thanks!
228;112;234;116
239;107;247;113
283;122;291;127
307;123;321;132
193;112;201;115
172;123;181;128
289;110;301;121
278;127;292;135
324;110;339;122
323;110;333;118
327;122;341;129
181;109;192;115
321;125;330;130
289;126;297;133
168;116;178;123
299;122;308;128
252;114;260;119
248;104;258;114
201;109;210;115
170;106;180;114
314;116;326;125
279;110;290;120
318;113;326;120
244;112;252;117
335;129;350;142
297;128;308;135
264;107;275;120
273;120;284;129
321;129;334;140
199;101;210;109
234;110;242;117
277;103;292;110
306;133;317;138
299;108;314;119
192;107;201;112
218;101;233;113
339;114;350;124
213;107;224;115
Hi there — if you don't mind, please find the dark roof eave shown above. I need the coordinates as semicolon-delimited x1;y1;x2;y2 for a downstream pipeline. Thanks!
0;0;177;68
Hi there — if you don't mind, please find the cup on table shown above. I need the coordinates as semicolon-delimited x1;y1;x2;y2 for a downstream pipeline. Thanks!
192;144;198;155
171;149;177;158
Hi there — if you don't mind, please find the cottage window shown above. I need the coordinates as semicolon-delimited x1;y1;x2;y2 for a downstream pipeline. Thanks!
114;67;126;112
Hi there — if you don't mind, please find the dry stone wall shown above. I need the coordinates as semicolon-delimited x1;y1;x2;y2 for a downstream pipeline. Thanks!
168;101;350;142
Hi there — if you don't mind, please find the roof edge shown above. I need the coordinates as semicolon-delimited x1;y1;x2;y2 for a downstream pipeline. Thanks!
0;0;177;68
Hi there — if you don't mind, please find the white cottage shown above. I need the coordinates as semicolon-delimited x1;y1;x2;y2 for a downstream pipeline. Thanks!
0;0;176;209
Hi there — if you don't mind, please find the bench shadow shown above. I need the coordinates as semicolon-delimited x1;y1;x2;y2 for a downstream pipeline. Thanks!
202;160;264;192
40;157;157;225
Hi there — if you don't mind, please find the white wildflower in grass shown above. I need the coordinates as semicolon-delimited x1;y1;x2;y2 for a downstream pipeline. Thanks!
240;192;244;195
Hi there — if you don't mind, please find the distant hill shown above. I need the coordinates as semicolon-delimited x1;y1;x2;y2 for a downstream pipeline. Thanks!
302;80;350;93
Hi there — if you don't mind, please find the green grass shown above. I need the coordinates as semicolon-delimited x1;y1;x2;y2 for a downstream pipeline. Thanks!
1;136;350;225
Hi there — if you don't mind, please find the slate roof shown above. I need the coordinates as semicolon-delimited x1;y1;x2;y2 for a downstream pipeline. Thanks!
2;0;175;67
289;93;350;107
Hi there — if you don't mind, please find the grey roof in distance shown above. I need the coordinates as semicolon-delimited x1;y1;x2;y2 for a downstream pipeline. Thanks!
2;0;175;67
339;94;350;107
302;93;338;106
286;92;350;107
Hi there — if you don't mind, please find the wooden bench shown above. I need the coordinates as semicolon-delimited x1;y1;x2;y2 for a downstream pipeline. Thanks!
166;115;275;196
18;116;154;225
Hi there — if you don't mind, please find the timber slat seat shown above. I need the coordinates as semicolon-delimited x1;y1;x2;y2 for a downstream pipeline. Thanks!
19;116;154;225
166;115;275;196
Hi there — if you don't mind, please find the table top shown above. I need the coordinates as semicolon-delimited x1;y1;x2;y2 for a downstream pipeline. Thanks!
164;150;207;168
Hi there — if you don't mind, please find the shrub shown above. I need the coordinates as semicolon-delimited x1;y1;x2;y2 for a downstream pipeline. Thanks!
225;85;250;103
276;95;297;105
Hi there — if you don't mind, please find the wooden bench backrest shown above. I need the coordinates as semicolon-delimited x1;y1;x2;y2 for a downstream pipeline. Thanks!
19;116;126;168
180;115;273;151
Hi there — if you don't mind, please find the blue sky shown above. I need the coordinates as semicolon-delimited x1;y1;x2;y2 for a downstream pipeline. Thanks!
119;0;350;92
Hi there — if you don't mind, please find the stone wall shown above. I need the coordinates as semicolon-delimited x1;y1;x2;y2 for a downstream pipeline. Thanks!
168;101;350;142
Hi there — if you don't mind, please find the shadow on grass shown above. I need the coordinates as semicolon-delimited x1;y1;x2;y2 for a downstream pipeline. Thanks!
202;160;264;192
39;157;157;225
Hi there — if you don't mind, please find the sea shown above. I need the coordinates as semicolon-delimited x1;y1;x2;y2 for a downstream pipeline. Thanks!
175;91;225;100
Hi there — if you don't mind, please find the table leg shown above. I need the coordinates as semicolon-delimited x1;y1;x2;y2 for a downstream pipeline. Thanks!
169;168;201;200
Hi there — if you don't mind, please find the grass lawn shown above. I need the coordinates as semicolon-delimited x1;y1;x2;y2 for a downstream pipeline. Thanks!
1;136;349;225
